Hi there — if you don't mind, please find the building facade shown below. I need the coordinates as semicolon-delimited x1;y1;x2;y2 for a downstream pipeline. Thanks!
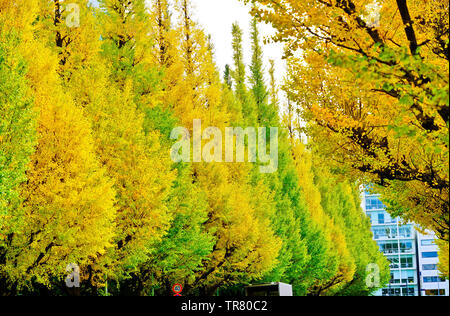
416;231;449;296
361;190;449;296
361;191;419;296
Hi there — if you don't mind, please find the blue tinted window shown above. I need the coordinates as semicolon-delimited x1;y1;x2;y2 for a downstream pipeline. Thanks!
424;276;446;283
422;252;438;258
399;241;412;252
365;197;385;210
399;226;412;237
423;264;438;270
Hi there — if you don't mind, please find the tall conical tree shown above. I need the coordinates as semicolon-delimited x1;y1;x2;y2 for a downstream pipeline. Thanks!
292;141;356;295
312;162;390;295
249;19;279;127
160;0;281;295
0;0;117;292
30;1;177;288
249;18;266;121
54;0;176;284
246;24;348;294
73;0;212;293
231;22;257;126
153;0;173;66
325;177;391;296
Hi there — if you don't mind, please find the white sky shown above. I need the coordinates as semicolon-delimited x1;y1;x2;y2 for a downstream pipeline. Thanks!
190;0;286;86
89;0;286;92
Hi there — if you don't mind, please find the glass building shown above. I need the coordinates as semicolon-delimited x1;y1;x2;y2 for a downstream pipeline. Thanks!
361;191;419;296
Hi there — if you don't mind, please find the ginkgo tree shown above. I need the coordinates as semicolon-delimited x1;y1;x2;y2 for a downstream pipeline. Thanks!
164;0;281;295
247;0;449;275
0;0;118;292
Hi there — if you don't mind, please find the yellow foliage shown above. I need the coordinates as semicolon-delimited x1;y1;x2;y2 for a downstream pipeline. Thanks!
5;22;116;287
437;239;449;279
255;0;449;242
291;141;356;295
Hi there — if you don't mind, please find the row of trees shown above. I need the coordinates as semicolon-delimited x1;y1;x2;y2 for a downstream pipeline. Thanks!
0;0;389;295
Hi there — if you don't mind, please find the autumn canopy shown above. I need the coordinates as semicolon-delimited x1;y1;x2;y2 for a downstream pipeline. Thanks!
0;0;447;296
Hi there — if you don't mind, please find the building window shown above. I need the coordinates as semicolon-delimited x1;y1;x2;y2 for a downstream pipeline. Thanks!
402;287;415;296
398;227;412;238
399;241;413;253
378;213;384;224
422;251;438;258
400;256;413;268
382;287;415;296
423;276;446;283
422;264;438;271
390;270;415;284
388;256;399;269
365;197;385;210
379;241;398;254
382;288;402;296
379;241;413;254
401;270;415;284
421;239;436;246
372;227;386;239
372;226;402;239
425;289;446;296
391;288;401;296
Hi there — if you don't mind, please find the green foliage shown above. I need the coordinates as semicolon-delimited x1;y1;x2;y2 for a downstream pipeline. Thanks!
0;31;36;250
231;22;258;126
313;168;390;296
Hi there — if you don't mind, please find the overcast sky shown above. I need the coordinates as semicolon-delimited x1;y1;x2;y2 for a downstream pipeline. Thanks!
89;0;286;87
189;0;285;85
